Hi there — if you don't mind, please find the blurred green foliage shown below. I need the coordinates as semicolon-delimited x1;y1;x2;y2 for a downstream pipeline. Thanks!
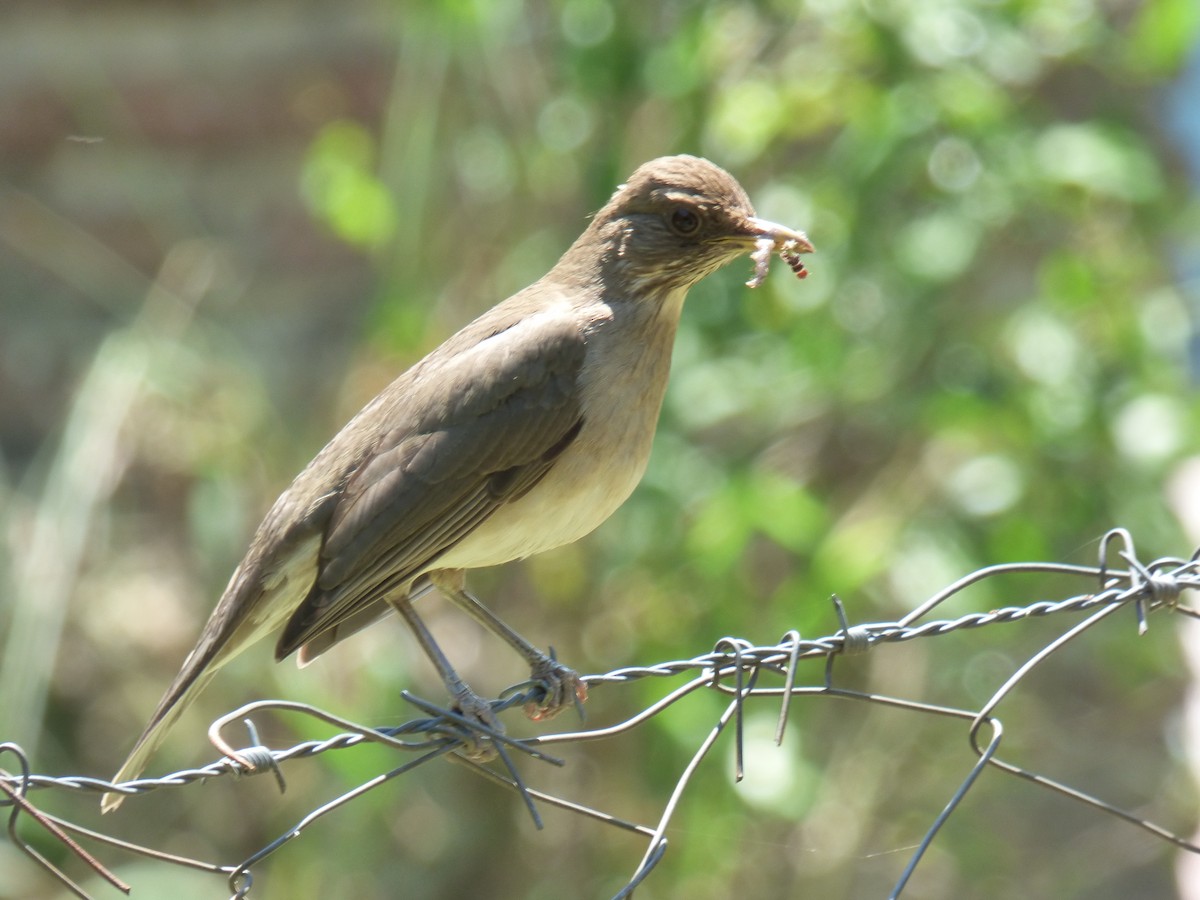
302;121;399;249
2;0;1199;897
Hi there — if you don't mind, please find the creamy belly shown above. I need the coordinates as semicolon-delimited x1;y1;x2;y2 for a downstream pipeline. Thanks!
436;418;653;568
434;287;684;570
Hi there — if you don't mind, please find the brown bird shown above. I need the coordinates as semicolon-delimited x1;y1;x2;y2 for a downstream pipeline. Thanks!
102;154;812;811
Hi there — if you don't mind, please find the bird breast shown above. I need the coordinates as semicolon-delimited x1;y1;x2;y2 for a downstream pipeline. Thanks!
436;287;686;569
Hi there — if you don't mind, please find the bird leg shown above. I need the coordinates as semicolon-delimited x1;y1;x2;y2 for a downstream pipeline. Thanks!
429;571;588;722
387;593;501;761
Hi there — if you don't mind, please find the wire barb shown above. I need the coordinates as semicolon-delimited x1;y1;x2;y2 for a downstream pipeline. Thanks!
230;719;287;794
831;594;873;654
773;629;803;746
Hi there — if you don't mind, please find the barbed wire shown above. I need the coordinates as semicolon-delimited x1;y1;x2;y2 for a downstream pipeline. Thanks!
3;528;1199;899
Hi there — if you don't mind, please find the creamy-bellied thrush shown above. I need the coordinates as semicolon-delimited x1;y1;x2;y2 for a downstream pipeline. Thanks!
102;155;812;810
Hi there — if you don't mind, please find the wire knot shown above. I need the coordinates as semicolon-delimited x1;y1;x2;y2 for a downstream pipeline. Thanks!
226;719;287;795
840;624;874;655
1147;571;1182;608
828;594;872;655
233;745;278;773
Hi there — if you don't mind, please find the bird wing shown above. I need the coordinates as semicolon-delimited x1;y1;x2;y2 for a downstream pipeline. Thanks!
273;299;587;659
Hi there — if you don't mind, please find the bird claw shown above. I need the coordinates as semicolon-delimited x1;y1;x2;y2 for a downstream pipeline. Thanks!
450;686;503;762
524;655;588;722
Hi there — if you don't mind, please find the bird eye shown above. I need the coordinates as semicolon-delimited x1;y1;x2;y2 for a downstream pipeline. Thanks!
669;205;701;235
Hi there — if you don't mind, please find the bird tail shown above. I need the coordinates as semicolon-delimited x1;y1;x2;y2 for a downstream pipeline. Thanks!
100;652;224;813
101;534;323;812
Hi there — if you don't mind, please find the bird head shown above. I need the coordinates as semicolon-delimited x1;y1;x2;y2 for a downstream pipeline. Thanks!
563;155;813;294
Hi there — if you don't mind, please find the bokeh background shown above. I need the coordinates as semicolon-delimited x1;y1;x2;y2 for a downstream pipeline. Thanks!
3;0;1200;897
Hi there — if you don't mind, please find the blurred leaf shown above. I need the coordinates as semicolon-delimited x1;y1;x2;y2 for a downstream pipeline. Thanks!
301;121;398;249
1127;0;1200;75
1035;123;1164;202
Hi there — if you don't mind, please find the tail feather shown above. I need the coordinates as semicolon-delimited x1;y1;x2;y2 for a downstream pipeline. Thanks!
102;533;323;813
100;664;221;812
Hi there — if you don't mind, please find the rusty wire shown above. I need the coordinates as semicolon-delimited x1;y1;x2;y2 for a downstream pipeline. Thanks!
3;528;1199;899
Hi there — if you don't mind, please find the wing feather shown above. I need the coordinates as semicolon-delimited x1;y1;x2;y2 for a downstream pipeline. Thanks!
274;301;587;659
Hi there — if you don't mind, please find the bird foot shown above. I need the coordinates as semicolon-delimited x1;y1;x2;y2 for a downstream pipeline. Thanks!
524;653;588;722
450;685;504;762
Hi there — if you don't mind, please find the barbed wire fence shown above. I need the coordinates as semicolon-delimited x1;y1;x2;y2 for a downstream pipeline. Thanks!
3;527;1199;899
